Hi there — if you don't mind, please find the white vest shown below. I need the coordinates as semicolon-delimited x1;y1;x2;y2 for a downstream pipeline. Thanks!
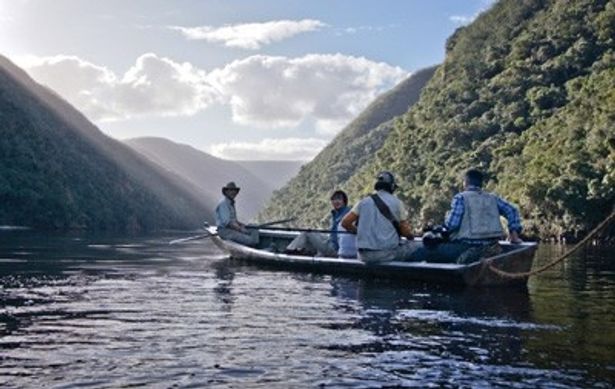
451;191;504;240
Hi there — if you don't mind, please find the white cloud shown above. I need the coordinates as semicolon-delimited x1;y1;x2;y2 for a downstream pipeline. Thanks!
449;0;496;26
208;53;408;131
16;52;407;135
449;15;477;25
17;53;216;121
209;137;327;161
170;19;326;50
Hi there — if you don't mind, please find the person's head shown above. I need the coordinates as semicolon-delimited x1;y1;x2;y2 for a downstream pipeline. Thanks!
374;171;398;193
222;181;240;199
330;190;348;210
464;169;484;188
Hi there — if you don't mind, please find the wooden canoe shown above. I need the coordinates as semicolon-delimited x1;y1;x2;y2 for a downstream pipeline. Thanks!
207;227;537;287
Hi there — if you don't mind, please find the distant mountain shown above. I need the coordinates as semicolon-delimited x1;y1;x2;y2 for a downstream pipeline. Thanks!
258;65;437;225
0;55;213;231
126;137;302;221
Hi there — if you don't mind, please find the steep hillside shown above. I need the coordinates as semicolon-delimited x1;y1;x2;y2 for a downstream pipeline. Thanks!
126;137;300;220
0;55;213;231
259;66;437;225
345;0;614;239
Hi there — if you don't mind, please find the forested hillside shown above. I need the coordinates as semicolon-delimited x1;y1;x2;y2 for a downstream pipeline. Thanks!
126;137;302;220
261;0;614;240
0;55;213;231
259;66;437;225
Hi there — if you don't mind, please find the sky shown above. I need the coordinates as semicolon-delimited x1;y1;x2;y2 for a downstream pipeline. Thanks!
0;0;493;160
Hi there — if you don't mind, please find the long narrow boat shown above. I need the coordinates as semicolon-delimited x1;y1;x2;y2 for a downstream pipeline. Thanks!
207;227;537;287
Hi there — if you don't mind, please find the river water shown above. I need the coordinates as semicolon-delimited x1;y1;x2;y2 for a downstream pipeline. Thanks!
0;230;613;388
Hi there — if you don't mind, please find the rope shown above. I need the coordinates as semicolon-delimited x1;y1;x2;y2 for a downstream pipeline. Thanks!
486;208;615;279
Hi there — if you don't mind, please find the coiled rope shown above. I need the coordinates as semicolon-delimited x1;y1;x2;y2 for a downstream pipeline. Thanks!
486;208;615;279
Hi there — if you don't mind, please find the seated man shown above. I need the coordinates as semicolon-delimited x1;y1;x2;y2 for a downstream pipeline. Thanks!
422;169;523;264
341;171;417;264
286;190;351;257
215;182;259;246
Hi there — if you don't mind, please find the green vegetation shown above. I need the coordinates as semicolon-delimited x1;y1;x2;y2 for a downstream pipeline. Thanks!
0;56;212;231
262;0;615;240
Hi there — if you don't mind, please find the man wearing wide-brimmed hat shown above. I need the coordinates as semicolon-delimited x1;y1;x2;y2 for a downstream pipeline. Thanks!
215;182;259;246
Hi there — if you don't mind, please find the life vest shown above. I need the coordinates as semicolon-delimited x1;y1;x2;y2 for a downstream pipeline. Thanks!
450;190;504;241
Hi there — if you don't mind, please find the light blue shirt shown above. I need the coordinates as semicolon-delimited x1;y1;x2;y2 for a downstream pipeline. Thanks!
215;197;237;228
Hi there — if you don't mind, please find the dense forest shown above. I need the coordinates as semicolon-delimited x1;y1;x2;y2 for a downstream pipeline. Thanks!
261;0;614;240
0;56;213;231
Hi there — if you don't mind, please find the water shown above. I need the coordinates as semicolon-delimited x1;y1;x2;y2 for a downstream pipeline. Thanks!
0;231;613;388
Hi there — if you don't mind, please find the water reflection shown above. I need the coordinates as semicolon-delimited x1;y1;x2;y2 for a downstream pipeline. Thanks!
0;231;613;388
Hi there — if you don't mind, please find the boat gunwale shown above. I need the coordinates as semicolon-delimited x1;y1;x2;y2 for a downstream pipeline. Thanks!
208;226;537;272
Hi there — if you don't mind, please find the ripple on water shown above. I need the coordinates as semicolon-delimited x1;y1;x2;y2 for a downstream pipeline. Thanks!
0;238;613;388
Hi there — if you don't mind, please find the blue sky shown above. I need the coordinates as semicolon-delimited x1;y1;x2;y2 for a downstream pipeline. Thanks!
0;0;493;160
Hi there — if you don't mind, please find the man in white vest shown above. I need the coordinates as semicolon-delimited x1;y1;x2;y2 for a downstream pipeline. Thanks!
439;169;522;263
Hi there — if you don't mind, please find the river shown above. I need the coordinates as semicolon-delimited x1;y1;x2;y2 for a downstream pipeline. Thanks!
0;230;613;388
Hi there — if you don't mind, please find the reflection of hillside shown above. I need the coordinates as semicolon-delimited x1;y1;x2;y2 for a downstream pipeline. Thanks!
525;245;615;379
326;278;533;366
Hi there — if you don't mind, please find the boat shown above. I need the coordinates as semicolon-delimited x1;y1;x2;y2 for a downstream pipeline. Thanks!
206;226;537;287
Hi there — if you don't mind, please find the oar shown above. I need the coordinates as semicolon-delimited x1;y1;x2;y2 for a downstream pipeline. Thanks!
254;226;355;234
248;218;296;228
169;218;295;245
169;230;216;245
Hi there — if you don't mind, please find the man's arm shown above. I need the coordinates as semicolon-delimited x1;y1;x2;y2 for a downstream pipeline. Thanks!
496;197;523;243
444;194;464;231
341;211;358;234
399;220;414;240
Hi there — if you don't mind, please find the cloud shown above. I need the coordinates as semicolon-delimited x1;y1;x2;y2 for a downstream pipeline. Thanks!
17;52;407;134
170;19;326;50
18;53;216;121
208;53;408;131
449;15;477;25
449;0;496;26
209;137;327;161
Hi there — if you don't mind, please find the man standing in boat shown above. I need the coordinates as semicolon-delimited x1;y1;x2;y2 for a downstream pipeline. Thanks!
286;190;353;257
215;182;259;246
341;171;417;264
442;169;523;263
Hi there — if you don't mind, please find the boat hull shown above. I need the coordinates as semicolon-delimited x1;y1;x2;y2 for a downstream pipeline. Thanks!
208;229;537;287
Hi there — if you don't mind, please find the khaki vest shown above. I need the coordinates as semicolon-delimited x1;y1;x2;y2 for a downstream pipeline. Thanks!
450;190;504;240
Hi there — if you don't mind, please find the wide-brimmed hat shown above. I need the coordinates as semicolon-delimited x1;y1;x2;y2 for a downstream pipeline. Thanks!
222;182;240;192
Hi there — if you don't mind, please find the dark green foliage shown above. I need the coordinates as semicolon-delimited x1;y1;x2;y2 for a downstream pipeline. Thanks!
0;56;213;231
262;0;615;239
258;66;437;226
